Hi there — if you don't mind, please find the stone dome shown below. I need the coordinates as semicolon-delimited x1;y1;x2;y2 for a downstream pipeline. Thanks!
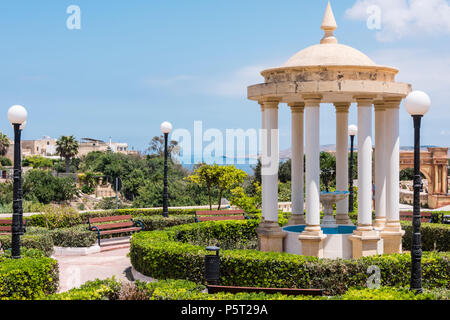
282;43;377;68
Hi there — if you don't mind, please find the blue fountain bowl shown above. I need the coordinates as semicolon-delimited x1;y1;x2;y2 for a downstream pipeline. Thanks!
283;225;356;234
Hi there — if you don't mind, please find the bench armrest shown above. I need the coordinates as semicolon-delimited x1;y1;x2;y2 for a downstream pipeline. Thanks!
133;219;144;231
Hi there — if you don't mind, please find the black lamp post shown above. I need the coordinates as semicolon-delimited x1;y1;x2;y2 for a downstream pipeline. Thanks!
7;105;28;259
348;125;358;213
160;122;173;218
405;90;431;294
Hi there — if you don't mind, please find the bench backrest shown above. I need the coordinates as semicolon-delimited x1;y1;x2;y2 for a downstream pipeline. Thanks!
195;210;245;222
0;219;12;233
88;215;134;230
399;211;432;223
0;219;27;233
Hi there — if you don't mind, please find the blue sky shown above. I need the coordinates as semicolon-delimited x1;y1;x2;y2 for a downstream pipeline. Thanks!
0;0;449;154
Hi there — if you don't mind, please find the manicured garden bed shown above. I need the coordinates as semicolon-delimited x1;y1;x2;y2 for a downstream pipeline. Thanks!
130;220;450;296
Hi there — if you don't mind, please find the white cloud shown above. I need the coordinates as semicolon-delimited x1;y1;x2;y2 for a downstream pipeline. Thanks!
371;48;450;94
208;65;266;98
346;0;450;42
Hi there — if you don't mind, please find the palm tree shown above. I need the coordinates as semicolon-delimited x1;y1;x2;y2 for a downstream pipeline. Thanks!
56;136;79;173
0;132;10;157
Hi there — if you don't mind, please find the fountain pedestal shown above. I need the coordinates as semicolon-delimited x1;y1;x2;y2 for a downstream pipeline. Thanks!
320;191;349;228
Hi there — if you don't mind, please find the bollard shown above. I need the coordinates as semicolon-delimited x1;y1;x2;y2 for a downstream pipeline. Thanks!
204;246;220;285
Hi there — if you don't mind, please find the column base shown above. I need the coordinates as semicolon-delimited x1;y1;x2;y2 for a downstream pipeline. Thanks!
373;217;386;230
298;226;327;258
256;221;286;253
287;214;305;226
335;213;353;225
349;228;382;259
380;222;405;254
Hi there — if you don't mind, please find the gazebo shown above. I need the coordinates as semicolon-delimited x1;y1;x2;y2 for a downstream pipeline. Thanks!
247;2;412;258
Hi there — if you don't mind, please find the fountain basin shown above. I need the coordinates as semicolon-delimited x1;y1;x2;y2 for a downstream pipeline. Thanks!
320;191;350;228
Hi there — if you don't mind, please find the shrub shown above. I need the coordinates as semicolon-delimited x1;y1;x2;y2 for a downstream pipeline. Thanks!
49;225;97;248
0;249;59;300
130;220;450;296
402;221;450;252
0;227;54;256
46;278;121;300
138;215;196;231
26;205;82;229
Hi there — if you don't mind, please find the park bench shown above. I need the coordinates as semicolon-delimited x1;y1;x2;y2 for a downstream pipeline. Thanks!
88;215;144;246
399;211;432;223
195;210;248;223
442;214;450;224
207;285;324;297
0;219;27;235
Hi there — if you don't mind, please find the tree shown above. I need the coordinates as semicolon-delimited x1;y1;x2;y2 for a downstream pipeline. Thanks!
0;132;10;157
56;136;79;173
147;135;179;158
22;155;54;169
186;164;247;210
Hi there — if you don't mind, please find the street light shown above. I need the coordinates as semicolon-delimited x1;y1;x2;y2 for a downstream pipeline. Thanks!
405;90;431;294
348;124;358;213
7;105;28;259
160;121;173;218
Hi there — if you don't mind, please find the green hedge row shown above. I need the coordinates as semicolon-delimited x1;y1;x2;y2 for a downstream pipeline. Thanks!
45;277;450;300
402;221;450;252
130;220;450;296
0;249;59;300
25;208;199;229
0;228;54;256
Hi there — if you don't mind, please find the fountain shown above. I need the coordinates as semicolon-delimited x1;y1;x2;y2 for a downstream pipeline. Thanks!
320;191;350;228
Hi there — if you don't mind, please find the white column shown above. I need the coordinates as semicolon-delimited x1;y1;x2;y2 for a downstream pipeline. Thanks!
356;97;374;230
303;95;322;233
261;100;279;223
335;102;351;225
259;102;266;221
384;98;402;232
374;101;387;229
289;102;305;225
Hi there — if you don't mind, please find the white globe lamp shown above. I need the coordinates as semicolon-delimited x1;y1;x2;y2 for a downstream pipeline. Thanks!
405;91;431;116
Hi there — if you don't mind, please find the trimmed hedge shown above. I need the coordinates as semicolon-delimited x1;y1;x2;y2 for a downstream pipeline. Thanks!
402;221;450;252
45;277;450;300
130;220;450;296
0;227;54;256
49;225;98;248
0;249;59;300
25;208;199;229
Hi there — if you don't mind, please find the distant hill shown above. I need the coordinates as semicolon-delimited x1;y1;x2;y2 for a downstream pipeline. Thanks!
279;145;449;160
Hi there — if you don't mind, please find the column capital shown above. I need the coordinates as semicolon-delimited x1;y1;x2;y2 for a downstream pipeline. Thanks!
259;98;280;110
373;100;386;111
289;102;305;113
383;96;403;109
334;102;351;113
302;94;322;106
354;95;376;105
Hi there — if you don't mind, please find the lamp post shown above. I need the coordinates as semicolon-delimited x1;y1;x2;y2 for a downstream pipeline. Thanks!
160;122;173;218
7;105;28;259
405;90;431;294
348;125;358;213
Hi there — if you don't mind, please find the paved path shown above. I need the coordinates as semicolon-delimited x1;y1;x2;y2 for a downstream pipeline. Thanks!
54;247;132;293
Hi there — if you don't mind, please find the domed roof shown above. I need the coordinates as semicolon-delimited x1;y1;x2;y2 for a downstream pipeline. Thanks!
282;43;377;68
279;2;378;69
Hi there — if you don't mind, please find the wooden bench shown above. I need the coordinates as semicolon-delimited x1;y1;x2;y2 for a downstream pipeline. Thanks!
399;211;432;223
0;219;27;235
442;215;450;224
195;210;248;223
88;215;143;246
207;285;324;297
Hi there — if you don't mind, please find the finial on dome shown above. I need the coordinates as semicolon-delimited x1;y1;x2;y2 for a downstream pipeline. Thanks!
320;2;338;44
